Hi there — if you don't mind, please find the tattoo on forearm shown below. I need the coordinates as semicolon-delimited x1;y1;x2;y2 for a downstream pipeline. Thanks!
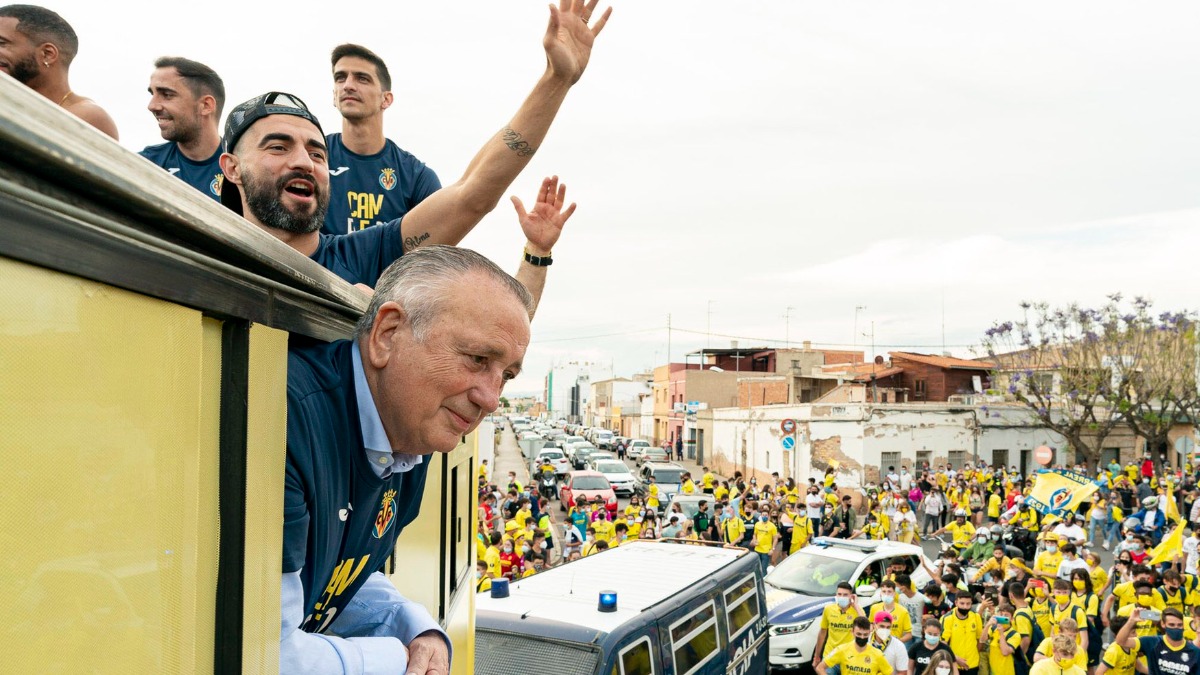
404;231;431;251
502;128;536;157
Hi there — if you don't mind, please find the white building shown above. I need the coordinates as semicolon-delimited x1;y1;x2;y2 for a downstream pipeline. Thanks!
697;402;1062;489
544;361;614;423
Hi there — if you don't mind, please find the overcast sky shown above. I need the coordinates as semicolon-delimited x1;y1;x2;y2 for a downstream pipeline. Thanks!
53;0;1200;394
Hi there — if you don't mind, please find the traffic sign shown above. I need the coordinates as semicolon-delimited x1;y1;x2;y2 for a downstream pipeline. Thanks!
1176;436;1195;456
781;436;795;450
1034;445;1053;466
781;418;796;434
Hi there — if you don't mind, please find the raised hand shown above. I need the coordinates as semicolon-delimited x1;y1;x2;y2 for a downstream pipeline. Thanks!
544;0;612;84
512;175;577;256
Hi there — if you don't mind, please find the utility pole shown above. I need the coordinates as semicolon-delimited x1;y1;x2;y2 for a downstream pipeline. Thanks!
706;300;713;349
854;305;866;347
666;313;672;368
784;306;795;348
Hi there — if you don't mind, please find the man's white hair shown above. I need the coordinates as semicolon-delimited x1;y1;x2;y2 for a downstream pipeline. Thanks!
354;245;532;341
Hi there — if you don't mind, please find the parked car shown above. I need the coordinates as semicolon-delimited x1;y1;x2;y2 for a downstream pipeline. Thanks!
568;443;597;470
591;460;636;496
636;447;669;466
558;471;617;513
593;430;614;450
585;451;616;467
633;462;685;509
766;538;933;672
626;439;652;462
664;494;709;522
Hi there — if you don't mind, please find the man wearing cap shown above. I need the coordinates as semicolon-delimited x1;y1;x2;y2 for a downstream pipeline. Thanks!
322;43;440;237
218;0;611;291
140;56;225;200
872;611;911;675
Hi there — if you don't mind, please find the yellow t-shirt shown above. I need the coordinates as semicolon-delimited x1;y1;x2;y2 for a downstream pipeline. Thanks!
790;516;813;553
819;605;862;657
1034;550;1063;577
1158;587;1187;614
974;556;1015;583
1048;602;1088;635
942;610;985;668
1088;566;1109;594
753;521;778;554
867;601;912;638
1112;582;1138;609
945;521;976;548
988;493;1003;518
715;485;729;501
647;484;660;508
1100;641;1141;675
484;546;502;578
1030;599;1054;640
1116;601;1165;636
592;519;613;543
724;517;746;545
682;479;696;495
477;575;492;593
1035;636;1086;670
823;642;893;675
989;627;1024;675
702;472;714;489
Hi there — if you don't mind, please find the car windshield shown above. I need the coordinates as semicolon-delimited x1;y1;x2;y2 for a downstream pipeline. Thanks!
631;441;650;447
539;451;564;460
595;461;627;474
764;551;860;596
571;476;611;490
671;499;703;518
652;469;683;483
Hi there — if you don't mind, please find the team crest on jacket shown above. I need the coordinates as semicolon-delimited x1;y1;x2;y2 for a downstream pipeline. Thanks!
373;489;398;538
209;173;224;197
378;168;397;191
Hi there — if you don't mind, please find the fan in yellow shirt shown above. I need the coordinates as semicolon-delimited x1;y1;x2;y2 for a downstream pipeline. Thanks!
1096;616;1141;675
1114;582;1165;637
815;585;863;659
1029;635;1086;675
941;594;984;669
816;616;891;675
986;605;1024;675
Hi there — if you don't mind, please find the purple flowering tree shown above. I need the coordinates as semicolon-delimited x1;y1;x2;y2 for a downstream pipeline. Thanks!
980;294;1196;467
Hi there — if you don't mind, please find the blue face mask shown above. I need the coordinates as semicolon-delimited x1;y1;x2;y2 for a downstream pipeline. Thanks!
1165;627;1185;642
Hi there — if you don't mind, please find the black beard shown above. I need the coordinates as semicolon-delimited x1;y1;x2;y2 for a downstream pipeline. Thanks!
7;52;39;84
242;168;327;234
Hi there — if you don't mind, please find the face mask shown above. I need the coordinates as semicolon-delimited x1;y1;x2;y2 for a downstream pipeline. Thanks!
836;596;850;609
503;546;513;553
854;636;869;647
876;628;891;641
956;607;969;617
1072;580;1085;591
539;540;548;549
1165;627;1185;641
1055;659;1074;668
1046;545;1058;553
936;667;952;675
881;593;895;604
925;635;940;646
1137;596;1153;607
1055;593;1070;605
1131;543;1142;551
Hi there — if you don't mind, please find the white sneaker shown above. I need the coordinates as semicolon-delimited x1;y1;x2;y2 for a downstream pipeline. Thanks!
1101;541;1109;550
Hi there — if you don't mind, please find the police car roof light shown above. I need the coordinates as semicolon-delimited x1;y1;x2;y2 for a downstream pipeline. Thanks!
491;578;511;599
598;590;618;613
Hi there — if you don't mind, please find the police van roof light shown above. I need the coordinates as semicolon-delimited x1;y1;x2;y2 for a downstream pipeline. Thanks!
598;590;617;613
491;578;511;599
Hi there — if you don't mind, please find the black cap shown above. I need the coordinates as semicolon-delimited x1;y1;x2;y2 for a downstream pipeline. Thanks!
220;92;323;216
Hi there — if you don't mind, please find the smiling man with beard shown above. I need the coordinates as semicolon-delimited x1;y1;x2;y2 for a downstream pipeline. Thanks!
0;4;117;138
218;0;611;292
139;56;226;200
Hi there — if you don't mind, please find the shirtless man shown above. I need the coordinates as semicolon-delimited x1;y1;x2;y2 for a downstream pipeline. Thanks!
0;4;118;138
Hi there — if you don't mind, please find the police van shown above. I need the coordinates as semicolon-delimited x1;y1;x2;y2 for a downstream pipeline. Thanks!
476;540;768;675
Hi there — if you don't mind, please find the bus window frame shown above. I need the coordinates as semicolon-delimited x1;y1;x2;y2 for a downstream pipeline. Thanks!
617;635;657;675
723;572;761;641
668;599;721;675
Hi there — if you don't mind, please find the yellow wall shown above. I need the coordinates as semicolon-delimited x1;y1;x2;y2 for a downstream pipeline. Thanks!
0;259;221;672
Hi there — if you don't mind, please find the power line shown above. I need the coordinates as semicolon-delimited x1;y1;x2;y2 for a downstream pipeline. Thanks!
531;323;980;350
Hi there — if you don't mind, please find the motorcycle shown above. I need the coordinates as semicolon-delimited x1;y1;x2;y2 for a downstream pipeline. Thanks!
538;472;558;501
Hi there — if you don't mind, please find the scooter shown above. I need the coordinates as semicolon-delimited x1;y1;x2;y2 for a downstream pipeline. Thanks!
539;473;558;501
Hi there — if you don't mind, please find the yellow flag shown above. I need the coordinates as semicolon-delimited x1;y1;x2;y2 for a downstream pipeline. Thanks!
1162;487;1181;524
1027;469;1099;517
1149;523;1184;566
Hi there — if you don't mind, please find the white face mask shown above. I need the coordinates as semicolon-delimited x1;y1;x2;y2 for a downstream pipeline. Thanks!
881;593;895;604
936;667;952;675
876;628;891;641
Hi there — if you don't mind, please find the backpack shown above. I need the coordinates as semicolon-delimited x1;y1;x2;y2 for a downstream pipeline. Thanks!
1013;606;1044;666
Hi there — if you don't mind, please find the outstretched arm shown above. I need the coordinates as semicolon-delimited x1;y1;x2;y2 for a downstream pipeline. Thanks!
513;176;576;319
400;0;610;251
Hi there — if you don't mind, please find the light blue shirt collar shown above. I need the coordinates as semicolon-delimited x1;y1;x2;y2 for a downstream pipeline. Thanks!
352;341;422;479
